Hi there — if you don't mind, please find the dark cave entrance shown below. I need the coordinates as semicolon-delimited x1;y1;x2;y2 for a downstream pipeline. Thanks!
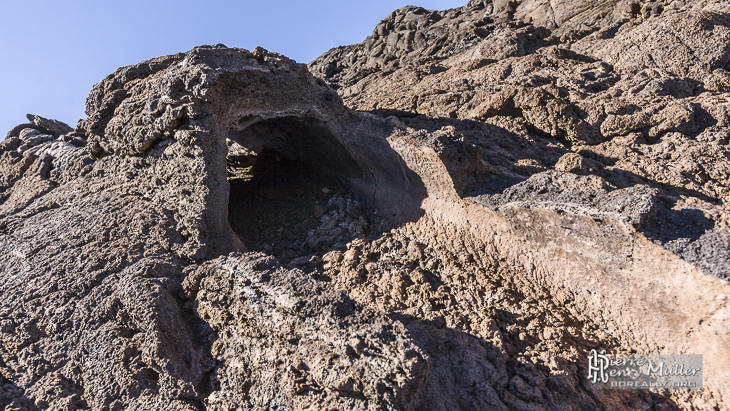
226;117;370;264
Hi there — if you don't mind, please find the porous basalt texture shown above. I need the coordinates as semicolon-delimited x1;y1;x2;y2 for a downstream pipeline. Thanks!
0;0;729;410
185;253;430;411
307;0;730;407
311;0;730;280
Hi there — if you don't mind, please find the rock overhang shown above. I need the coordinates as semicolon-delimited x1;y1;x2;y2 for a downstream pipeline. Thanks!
72;44;425;260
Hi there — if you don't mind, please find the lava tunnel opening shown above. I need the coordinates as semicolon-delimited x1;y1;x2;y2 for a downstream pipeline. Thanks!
226;117;372;264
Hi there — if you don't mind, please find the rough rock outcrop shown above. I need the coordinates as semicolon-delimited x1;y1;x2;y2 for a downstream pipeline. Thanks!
311;0;730;280
1;0;729;409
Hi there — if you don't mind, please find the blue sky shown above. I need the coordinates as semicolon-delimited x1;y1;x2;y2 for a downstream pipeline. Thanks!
0;1;466;136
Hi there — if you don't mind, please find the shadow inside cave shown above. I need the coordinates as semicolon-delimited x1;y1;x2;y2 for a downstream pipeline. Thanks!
225;115;426;265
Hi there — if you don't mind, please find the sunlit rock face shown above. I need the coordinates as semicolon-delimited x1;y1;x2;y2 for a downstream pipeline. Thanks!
1;0;730;409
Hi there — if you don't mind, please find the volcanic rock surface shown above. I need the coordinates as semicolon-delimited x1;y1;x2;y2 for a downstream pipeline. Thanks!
1;0;730;410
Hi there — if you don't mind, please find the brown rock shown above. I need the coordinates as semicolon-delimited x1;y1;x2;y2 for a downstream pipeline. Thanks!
1;0;730;409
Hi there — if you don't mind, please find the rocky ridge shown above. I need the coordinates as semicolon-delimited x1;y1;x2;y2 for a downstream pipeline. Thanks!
0;0;728;410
